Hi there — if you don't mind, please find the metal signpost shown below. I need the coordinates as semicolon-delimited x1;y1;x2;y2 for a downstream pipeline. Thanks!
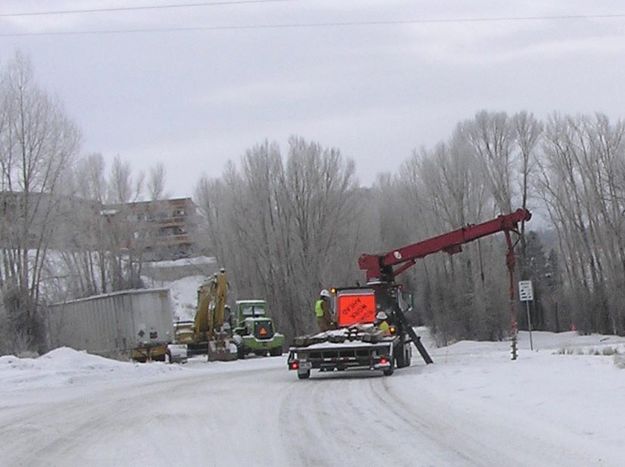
518;280;534;351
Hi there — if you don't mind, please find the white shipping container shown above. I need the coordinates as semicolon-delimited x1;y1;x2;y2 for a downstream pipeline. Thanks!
47;288;175;360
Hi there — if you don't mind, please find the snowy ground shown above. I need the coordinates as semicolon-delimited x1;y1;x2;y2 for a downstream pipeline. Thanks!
2;330;625;466
141;256;218;321
164;275;206;321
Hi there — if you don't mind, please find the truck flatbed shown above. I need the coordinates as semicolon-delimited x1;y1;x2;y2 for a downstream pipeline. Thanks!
287;326;410;379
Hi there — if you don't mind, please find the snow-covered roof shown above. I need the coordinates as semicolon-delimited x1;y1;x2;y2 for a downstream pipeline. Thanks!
146;256;217;269
51;288;170;306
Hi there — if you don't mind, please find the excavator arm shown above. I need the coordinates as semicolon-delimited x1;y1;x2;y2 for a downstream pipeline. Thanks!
194;269;229;340
193;269;236;361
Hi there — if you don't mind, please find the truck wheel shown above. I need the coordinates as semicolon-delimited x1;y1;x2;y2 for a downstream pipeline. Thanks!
270;347;283;357
383;357;395;376
237;345;246;359
297;370;310;380
395;343;411;369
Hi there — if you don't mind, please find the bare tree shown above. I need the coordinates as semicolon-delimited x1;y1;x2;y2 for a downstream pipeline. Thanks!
535;113;625;334
512;111;542;255
147;162;167;201
194;137;359;338
464;111;515;214
108;156;143;204
0;52;80;352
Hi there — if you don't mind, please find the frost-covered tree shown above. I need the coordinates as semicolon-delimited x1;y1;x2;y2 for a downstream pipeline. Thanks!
0;53;80;352
195;137;360;337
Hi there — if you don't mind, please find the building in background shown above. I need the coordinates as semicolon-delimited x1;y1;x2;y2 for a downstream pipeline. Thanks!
0;192;205;261
102;197;202;261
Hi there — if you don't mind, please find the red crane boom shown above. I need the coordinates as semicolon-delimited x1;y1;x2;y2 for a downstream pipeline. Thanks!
357;208;531;362
358;208;531;283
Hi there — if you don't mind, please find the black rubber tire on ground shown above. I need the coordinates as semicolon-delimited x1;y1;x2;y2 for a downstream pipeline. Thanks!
269;347;283;356
297;370;311;380
395;342;411;369
237;345;246;359
383;357;395;376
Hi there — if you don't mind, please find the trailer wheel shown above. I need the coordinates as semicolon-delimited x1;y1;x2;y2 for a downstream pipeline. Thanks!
270;347;283;357
297;370;310;379
237;344;246;359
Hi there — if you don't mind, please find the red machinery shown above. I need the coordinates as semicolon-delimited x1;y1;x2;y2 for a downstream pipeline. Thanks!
358;208;531;363
287;209;531;378
359;208;531;283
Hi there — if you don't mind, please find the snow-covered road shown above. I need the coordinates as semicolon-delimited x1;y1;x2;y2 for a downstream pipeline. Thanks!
2;331;625;466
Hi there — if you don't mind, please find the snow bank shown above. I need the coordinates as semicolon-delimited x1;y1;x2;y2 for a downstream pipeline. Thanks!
408;330;625;463
142;274;206;321
167;275;206;321
0;347;184;391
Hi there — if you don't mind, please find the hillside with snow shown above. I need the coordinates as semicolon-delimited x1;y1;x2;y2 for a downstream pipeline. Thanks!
142;256;218;321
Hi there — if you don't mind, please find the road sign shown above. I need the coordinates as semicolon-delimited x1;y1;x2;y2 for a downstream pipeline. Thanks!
519;280;535;350
518;280;534;302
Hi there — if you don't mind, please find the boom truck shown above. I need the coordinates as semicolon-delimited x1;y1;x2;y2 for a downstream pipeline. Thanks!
287;208;531;379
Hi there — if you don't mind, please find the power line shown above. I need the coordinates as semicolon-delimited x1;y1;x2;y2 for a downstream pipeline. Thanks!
0;0;294;18
2;13;625;37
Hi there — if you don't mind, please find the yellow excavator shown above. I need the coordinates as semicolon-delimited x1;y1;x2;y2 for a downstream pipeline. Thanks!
174;269;237;361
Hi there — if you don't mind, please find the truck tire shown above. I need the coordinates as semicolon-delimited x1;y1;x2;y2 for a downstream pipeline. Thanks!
237;344;246;360
297;370;310;379
383;364;394;376
395;342;412;369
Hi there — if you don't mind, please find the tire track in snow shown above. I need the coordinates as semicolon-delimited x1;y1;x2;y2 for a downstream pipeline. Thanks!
378;371;617;466
279;370;453;466
278;373;390;466
1;366;286;466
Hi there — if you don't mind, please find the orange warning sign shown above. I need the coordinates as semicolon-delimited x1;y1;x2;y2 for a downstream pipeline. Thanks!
337;293;377;327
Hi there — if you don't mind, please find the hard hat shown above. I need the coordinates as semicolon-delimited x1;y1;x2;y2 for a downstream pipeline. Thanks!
376;311;388;320
320;289;331;298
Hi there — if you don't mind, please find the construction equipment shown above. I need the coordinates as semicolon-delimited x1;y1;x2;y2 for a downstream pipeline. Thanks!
176;269;237;361
231;300;285;358
288;208;531;379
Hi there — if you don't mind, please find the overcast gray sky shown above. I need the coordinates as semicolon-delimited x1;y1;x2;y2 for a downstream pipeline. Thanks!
2;0;625;197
